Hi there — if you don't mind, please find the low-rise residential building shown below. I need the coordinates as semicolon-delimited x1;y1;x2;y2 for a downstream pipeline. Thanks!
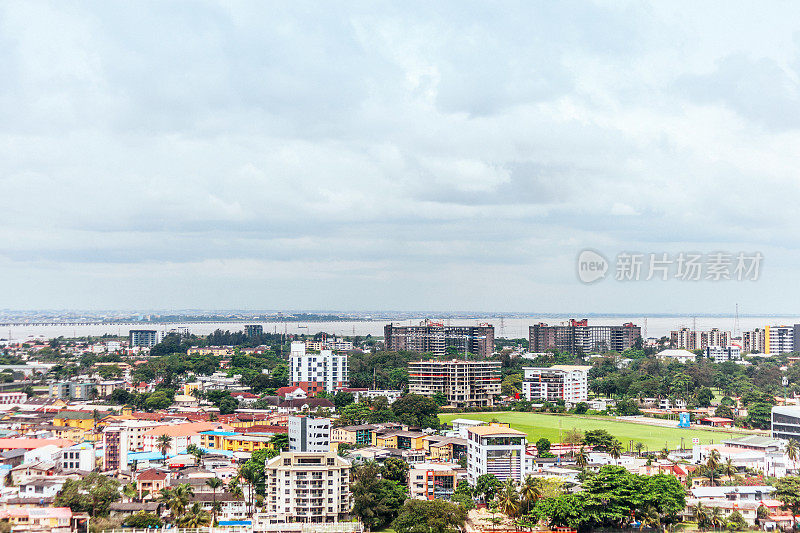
408;463;458;500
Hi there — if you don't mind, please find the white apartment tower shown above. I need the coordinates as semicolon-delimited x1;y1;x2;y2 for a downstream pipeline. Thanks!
289;416;331;453
262;452;352;524
522;365;591;405
290;341;348;396
466;424;529;483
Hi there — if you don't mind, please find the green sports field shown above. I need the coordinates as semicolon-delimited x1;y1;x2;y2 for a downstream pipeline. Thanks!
439;411;744;450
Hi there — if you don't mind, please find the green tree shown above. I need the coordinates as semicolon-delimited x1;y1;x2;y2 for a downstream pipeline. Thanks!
532;494;588;529
747;402;773;429
178;503;212;527
382;457;410;484
583;429;615;451
157;434;173;461
351;462;407;530
535;438;551;456
123;512;162;528
391;394;440;428
725;510;747;531
206;477;224;525
497;480;520;517
54;473;121;517
269;433;289;451
476;474;501;503
392;499;467;533
775;476;800;529
519;475;541;515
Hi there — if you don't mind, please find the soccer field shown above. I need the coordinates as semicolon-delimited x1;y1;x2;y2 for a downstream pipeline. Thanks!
439;411;743;450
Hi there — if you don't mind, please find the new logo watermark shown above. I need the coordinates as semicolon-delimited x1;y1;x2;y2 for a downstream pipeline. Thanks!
577;249;609;283
576;250;763;283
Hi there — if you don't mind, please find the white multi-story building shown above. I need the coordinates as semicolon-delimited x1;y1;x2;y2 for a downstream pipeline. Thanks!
290;342;348;396
262;452;352;525
0;392;27;404
466;424;529;483
522;365;591;405
408;463;457;500
705;345;742;363
103;426;129;471
289;417;331;453
58;442;95;471
766;326;795;355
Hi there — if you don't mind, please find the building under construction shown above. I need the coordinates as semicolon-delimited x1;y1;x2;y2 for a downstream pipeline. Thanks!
384;320;494;358
407;359;501;408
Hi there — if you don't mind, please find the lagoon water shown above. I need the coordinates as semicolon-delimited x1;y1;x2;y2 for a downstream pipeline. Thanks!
2;315;799;342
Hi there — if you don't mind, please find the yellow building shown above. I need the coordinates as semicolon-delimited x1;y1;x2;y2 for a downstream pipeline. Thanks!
372;431;426;450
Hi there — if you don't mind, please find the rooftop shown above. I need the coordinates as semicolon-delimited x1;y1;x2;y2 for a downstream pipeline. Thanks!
468;425;526;437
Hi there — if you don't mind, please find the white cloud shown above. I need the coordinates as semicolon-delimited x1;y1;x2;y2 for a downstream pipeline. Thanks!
1;1;800;312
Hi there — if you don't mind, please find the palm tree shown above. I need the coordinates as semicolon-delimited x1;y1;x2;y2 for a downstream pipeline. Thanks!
723;458;736;482
634;441;644;457
238;462;261;517
228;477;244;500
638;504;661;531
788;439;799;471
157;434;173;463
609;440;623;465
177;503;212;527
206;477;224;525
519;475;541;515
187;443;205;464
575;446;588;471
691;501;709;531
709;507;724;530
706;449;721;486
498;479;520;518
158;483;194;523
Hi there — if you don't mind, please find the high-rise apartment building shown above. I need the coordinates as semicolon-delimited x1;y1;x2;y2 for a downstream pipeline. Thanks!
289;417;331;453
466;424;529;483
529;319;640;355
743;328;766;353
522;365;591;405
262;452;351;525
705;345;742;363
290;342;348;396
102;426;129;471
670;327;730;350
245;324;263;337
766;325;795;355
384;321;494;358
129;329;160;348
407;360;501;408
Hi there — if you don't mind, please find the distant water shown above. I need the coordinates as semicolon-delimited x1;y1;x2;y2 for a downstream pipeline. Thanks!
2;315;800;341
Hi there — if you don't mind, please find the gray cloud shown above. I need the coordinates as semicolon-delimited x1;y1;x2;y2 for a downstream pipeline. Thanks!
2;1;800;312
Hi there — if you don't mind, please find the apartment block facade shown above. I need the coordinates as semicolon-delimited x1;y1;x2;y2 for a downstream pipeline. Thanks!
262;452;351;524
384;321;494;358
522;365;591;405
705;345;742;363
529;319;640;355
407;360;501;408
670;327;730;350
466;424;529;483
289;417;331;453
290;342;348;396
129;329;160;348
408;463;457;500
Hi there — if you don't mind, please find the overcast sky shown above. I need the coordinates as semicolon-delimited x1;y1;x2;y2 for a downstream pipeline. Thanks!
2;1;800;313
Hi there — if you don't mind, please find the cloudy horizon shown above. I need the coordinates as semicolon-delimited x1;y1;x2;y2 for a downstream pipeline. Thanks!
2;2;800;313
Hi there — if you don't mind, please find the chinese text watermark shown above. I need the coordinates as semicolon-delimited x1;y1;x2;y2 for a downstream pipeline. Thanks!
577;250;762;284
